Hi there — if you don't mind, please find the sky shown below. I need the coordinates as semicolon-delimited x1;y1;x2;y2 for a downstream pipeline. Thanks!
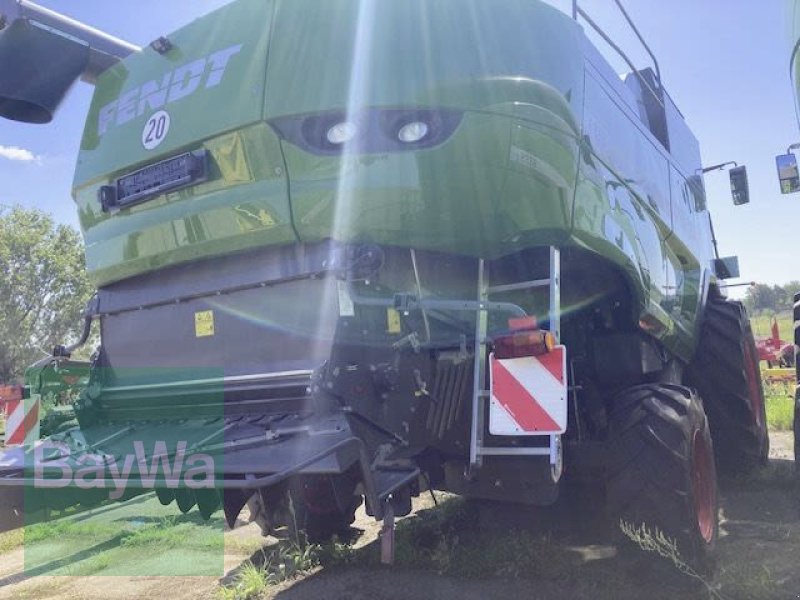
0;0;799;294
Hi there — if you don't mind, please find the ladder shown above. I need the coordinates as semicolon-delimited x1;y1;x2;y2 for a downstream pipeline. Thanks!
468;247;562;477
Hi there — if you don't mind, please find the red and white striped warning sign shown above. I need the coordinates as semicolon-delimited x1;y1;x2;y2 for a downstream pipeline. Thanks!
489;346;567;436
4;393;41;446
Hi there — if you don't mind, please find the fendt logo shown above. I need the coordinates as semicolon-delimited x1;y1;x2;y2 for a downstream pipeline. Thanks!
97;44;243;137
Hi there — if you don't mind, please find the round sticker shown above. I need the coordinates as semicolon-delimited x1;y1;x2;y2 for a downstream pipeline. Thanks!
142;110;171;150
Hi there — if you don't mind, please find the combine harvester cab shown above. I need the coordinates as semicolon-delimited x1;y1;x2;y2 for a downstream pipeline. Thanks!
0;0;767;568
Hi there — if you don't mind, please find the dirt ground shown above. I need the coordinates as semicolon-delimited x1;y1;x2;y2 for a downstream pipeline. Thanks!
0;432;797;600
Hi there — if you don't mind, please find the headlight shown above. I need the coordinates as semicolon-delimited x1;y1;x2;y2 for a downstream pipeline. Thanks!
270;108;462;156
326;121;358;145
397;121;429;144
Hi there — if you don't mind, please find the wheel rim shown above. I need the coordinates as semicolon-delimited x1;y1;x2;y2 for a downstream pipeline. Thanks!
691;430;716;544
743;341;764;428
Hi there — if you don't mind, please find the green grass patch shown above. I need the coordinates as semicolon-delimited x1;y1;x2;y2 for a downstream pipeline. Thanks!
24;518;119;543
751;311;794;340
764;378;795;431
21;494;224;577
119;516;191;548
766;395;794;431
0;528;24;553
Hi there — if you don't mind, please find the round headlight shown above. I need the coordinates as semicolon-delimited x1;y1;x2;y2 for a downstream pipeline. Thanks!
326;122;357;145
398;121;429;143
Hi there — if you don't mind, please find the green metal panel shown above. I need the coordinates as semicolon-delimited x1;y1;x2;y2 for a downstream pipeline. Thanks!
264;0;584;117
267;0;583;254
73;0;290;287
67;0;718;360
76;123;294;286
282;110;578;256
75;0;273;187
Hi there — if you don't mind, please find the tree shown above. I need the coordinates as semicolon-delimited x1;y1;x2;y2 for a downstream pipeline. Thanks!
744;283;777;312
772;284;791;311
783;281;800;305
0;205;94;383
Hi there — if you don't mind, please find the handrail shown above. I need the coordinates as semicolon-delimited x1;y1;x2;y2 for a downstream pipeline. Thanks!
611;0;661;85
572;0;663;106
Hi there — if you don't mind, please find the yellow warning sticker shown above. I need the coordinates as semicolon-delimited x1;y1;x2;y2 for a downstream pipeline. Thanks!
195;310;215;337
387;309;402;334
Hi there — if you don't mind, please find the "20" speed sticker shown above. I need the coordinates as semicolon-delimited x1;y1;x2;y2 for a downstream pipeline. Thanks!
142;110;171;150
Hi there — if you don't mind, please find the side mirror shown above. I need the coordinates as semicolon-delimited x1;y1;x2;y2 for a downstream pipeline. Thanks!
729;166;750;206
713;256;740;280
776;153;800;194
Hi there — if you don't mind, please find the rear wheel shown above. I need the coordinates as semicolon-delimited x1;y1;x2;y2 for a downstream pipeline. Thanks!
606;384;718;573
687;297;768;474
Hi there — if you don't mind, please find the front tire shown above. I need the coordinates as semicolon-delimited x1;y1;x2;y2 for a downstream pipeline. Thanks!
687;297;769;474
606;384;718;573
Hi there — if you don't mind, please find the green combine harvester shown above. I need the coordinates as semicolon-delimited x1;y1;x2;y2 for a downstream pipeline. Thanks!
0;0;767;569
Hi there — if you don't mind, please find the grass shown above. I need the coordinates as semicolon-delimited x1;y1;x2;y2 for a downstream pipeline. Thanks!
766;395;794;431
0;528;24;553
19;493;225;577
750;310;794;340
763;378;795;431
217;539;336;600
218;561;270;600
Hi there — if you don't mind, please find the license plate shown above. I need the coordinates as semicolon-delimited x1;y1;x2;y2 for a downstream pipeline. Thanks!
100;150;208;211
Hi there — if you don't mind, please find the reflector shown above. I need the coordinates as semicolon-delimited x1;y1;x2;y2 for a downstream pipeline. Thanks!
494;329;555;359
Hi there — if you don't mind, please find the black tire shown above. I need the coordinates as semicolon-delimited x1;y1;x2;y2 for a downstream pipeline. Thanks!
687;297;768;474
606;384;718;573
795;294;800;474
794;390;800;474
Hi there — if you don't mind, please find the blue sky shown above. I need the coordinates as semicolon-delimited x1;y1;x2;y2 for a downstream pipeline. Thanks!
1;0;798;292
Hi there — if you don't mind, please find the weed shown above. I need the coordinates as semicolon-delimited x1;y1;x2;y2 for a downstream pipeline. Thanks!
218;540;325;599
217;561;269;600
266;540;321;581
620;521;726;600
317;537;357;566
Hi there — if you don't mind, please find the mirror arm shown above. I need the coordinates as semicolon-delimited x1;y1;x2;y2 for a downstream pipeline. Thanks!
700;161;737;174
708;214;720;260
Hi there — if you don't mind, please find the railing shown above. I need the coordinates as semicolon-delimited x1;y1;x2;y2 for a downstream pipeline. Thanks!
572;0;663;105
